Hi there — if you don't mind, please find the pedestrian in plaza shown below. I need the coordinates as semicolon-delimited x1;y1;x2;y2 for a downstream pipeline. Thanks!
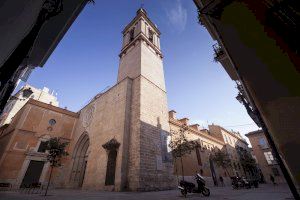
270;174;277;185
219;176;224;187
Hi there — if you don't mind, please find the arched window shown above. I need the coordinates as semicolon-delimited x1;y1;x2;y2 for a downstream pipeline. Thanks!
129;28;135;42
148;29;154;43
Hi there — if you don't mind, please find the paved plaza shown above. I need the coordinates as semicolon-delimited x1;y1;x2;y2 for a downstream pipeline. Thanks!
0;184;294;200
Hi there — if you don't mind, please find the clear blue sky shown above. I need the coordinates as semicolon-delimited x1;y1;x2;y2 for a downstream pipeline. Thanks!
21;0;259;139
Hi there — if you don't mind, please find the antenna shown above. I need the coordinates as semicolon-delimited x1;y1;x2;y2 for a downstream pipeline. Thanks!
140;0;144;9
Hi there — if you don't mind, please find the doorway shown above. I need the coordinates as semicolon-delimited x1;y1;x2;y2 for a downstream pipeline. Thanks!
105;149;117;185
21;160;44;187
70;133;89;188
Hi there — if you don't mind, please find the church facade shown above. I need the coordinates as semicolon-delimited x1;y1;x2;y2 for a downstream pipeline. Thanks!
0;9;175;191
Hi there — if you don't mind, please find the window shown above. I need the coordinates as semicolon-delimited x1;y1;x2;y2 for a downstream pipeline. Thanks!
129;28;135;42
228;137;232;145
37;141;49;153
196;147;202;165
272;167;280;176
166;135;172;153
264;151;276;165
259;138;268;149
160;131;172;162
148;29;154;43
49;119;56;126
224;135;228;143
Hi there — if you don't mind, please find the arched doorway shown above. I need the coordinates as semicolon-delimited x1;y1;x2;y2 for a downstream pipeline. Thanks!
70;133;89;188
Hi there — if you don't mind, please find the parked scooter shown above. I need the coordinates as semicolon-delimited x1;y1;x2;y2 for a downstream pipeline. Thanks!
231;176;244;189
178;174;210;197
231;176;256;189
241;177;251;189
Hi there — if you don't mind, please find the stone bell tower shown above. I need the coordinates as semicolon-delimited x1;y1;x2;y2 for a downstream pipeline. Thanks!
118;8;175;190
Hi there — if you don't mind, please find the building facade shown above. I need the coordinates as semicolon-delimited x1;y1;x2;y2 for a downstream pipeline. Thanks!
208;124;250;178
169;110;251;187
246;130;286;184
0;99;78;190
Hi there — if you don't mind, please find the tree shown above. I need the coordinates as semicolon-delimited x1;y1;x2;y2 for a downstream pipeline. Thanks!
236;147;257;177
211;149;231;176
168;125;199;180
44;137;69;196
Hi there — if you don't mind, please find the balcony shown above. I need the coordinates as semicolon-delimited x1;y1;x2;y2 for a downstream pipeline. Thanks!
236;92;262;127
213;43;225;61
212;43;239;81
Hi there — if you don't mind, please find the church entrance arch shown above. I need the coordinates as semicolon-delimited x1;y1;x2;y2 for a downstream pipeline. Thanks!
70;133;89;188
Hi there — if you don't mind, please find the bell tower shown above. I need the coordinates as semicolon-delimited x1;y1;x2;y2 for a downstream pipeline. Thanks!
118;8;165;92
119;9;175;190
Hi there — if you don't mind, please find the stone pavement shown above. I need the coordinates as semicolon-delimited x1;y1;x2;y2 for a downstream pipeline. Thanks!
0;184;294;200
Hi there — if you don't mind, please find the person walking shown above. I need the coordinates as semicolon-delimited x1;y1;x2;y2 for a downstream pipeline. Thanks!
270;174;277;185
219;176;224;187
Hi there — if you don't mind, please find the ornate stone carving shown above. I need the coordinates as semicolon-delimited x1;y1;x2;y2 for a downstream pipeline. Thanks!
102;138;120;150
82;104;95;128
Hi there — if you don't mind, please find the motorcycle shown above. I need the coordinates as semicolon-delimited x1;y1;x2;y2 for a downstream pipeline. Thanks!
241;177;251;189
178;173;210;197
231;176;243;189
231;177;253;189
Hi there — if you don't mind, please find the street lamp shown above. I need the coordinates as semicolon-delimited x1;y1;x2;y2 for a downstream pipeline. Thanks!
22;88;33;98
236;93;244;104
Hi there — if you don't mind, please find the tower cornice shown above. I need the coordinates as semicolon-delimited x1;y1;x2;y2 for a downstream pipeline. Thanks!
122;9;161;35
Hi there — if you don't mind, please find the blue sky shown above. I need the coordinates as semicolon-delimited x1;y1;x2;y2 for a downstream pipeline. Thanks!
21;0;259;139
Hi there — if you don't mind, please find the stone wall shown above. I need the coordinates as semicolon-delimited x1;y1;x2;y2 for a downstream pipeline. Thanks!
68;78;132;191
134;76;175;191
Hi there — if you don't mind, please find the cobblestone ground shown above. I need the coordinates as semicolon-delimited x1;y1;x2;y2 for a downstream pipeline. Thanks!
0;184;294;200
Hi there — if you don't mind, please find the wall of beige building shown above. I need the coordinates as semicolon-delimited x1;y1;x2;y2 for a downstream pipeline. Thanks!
168;111;239;186
208;124;249;177
246;130;287;184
